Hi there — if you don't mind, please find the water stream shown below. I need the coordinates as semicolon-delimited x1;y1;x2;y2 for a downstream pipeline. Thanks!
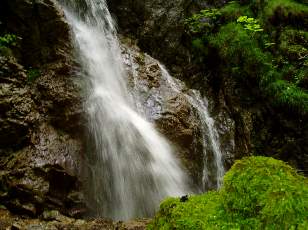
59;0;189;220
159;66;225;189
126;53;225;190
59;0;226;220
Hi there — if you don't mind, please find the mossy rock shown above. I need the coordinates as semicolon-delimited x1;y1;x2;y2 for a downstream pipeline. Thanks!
220;1;252;22
149;156;308;229
279;29;308;61
264;0;308;27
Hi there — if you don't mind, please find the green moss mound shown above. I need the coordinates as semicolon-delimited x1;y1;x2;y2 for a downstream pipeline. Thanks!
148;157;308;230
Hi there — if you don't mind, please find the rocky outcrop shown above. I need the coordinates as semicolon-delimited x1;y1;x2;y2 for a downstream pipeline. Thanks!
0;209;149;230
121;38;236;188
108;0;194;73
108;0;249;166
0;0;86;218
121;40;204;185
109;0;308;172
108;0;226;73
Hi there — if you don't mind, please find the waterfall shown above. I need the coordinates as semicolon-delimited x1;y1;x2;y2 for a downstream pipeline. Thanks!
59;0;189;220
124;44;225;190
159;65;225;189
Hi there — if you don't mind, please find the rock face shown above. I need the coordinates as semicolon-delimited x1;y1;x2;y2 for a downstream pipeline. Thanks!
108;0;225;73
0;0;86;218
121;40;204;186
108;0;247;165
108;0;308;171
108;0;192;72
120;38;235;188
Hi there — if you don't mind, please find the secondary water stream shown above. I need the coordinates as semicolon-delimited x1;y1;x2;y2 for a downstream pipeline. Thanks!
159;66;225;189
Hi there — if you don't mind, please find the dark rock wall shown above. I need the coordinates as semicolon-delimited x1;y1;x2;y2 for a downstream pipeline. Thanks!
0;0;87;218
108;0;194;73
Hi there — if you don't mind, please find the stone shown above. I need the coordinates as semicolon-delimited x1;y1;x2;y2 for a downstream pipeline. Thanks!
41;210;61;221
11;223;22;230
121;39;236;187
0;0;86;218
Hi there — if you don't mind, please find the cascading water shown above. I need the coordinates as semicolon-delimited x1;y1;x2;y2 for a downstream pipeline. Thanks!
126;49;225;190
159;66;225;189
59;0;189;220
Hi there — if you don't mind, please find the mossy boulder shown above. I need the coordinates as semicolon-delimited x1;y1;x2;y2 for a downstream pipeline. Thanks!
149;156;308;229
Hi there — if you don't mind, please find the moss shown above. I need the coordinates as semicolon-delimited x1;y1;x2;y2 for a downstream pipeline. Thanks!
279;29;308;62
0;34;17;47
0;33;18;57
264;0;308;27
149;157;308;230
266;80;308;113
222;157;308;228
184;9;221;34
265;0;308;17
220;1;253;21
148;192;222;230
209;22;269;66
27;68;41;82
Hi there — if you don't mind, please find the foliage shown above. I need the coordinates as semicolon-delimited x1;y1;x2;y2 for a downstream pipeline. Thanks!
219;1;252;21
27;68;41;82
148;157;308;230
0;34;17;47
266;80;308;112
279;28;308;62
264;0;308;21
208;23;267;65
185;9;221;33
186;0;308;114
237;16;263;33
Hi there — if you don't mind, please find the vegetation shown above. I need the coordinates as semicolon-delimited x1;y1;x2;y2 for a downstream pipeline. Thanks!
148;156;308;229
27;68;41;82
0;33;18;56
0;34;17;47
185;0;308;114
236;16;263;33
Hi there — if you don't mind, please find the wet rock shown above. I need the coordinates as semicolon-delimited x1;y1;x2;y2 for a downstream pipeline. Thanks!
110;1;243;175
108;0;206;70
1;0;70;66
41;210;61;221
121;39;235;187
119;219;151;230
121;41;202;185
0;0;86;218
0;57;37;149
11;223;23;230
0;209;149;230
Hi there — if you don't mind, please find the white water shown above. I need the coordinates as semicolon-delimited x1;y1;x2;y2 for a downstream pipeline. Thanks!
59;0;189;220
158;65;225;189
124;48;225;190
